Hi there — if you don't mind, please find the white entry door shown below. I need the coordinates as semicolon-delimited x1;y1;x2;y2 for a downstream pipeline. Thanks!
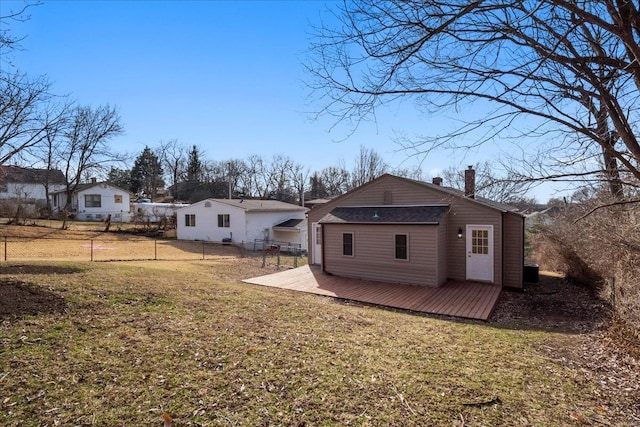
466;225;494;282
312;222;322;265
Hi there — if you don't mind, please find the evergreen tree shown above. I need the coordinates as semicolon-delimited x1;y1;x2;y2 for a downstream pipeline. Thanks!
186;145;203;183
107;167;132;191
130;146;164;200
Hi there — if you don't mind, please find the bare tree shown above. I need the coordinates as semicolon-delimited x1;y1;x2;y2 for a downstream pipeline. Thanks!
0;1;41;57
349;146;388;189
0;2;63;166
38;101;72;214
441;162;532;204
156;139;187;200
308;1;640;199
290;165;310;206
245;154;269;199
318;164;350;197
59;105;124;225
0;73;68;165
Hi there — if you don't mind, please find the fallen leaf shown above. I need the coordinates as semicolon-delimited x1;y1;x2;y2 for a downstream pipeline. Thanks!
163;411;174;427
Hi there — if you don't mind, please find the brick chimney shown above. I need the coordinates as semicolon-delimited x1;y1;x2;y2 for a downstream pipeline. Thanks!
464;166;475;198
432;177;443;186
91;177;97;184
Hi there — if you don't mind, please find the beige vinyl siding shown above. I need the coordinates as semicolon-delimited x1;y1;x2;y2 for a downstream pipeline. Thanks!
307;174;523;287
323;224;441;287
445;201;503;284
308;175;458;262
502;212;524;288
437;215;448;285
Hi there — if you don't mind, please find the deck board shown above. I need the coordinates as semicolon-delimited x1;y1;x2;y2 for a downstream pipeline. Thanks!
243;265;501;321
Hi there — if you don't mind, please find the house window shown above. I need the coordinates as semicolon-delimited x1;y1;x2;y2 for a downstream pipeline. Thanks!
85;194;101;208
114;194;123;203
395;234;408;260
472;229;489;255
218;214;230;228
342;233;354;256
0;184;7;193
185;214;196;227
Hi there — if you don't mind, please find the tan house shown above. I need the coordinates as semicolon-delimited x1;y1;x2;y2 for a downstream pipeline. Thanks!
307;170;525;289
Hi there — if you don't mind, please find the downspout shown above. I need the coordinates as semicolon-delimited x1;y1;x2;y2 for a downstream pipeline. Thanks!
521;214;525;288
501;212;505;288
321;223;326;273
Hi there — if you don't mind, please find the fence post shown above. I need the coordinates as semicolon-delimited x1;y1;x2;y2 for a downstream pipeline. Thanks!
154;239;158;260
202;241;205;260
4;236;6;261
90;239;94;262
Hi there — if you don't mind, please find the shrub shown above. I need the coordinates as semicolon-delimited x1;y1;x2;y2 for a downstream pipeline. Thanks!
531;193;640;340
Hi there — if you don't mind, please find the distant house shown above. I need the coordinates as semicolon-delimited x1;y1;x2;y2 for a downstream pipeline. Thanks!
51;179;132;222
304;198;332;210
132;201;189;223
176;199;308;251
307;170;525;288
0;166;66;217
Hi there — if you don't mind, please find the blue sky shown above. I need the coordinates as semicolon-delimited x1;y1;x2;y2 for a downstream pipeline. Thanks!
4;1;562;201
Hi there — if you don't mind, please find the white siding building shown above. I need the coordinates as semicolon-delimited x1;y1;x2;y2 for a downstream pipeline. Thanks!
0;166;66;217
52;180;132;222
176;199;308;250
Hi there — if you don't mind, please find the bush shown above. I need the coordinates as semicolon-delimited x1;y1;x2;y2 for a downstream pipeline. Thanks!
530;193;640;340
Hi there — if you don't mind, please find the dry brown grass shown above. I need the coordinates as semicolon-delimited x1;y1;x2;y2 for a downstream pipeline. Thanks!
0;225;639;425
0;223;302;268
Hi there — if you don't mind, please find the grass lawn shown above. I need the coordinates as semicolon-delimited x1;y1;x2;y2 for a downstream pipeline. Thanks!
1;242;639;424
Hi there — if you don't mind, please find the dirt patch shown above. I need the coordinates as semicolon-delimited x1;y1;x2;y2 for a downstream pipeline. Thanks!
0;280;68;318
0;264;84;275
491;272;609;332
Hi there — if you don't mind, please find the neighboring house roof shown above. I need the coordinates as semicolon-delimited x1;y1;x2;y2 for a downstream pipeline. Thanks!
320;205;449;225
0;166;65;184
51;182;130;194
273;218;307;230
198;198;307;213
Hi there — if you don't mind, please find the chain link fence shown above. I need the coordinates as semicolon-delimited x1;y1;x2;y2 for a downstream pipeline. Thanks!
0;236;305;268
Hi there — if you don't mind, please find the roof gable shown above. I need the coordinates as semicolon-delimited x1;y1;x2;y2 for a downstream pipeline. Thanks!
310;174;522;219
74;182;129;194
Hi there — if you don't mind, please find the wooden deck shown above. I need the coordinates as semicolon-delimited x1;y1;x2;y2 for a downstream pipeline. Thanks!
243;265;502;320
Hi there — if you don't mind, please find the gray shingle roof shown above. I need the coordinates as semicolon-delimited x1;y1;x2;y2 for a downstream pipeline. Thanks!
210;199;307;213
0;166;65;184
274;218;306;228
319;205;449;224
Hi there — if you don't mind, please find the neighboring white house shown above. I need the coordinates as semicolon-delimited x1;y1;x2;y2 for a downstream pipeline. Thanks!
132;201;190;223
51;179;132;222
0;166;66;217
176;199;308;250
